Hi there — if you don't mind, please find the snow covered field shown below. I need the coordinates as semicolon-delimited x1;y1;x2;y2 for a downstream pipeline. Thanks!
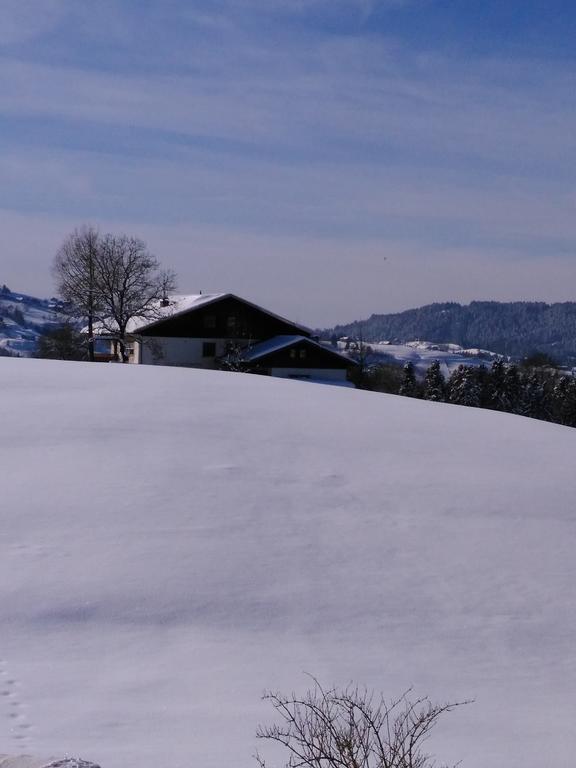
1;358;576;767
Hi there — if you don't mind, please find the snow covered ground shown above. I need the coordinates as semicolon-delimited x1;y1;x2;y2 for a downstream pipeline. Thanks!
1;358;576;768
0;758;98;767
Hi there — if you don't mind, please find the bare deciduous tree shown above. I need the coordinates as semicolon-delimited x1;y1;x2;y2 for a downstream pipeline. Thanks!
53;226;100;361
93;234;176;362
256;678;469;768
53;228;176;362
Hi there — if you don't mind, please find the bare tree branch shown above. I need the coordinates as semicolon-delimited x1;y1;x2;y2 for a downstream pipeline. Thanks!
52;226;101;361
256;679;470;768
53;227;176;362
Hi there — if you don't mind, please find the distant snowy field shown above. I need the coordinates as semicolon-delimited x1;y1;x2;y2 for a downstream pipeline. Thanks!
337;340;500;376
1;359;575;768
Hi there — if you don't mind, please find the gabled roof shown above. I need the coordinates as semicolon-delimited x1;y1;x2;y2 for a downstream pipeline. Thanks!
126;293;226;333
132;293;312;336
240;335;305;360
241;335;355;366
89;293;227;336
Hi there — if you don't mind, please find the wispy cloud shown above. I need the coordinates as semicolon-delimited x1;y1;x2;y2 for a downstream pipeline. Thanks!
1;0;575;321
1;44;574;169
0;0;68;45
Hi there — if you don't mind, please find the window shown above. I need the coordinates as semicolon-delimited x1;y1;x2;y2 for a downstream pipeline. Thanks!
203;314;216;329
299;349;307;359
202;342;216;357
290;349;296;359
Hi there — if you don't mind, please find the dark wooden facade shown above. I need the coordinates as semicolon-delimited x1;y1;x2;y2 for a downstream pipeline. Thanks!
138;295;311;341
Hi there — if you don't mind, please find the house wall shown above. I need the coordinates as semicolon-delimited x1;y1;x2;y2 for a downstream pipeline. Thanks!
136;337;233;367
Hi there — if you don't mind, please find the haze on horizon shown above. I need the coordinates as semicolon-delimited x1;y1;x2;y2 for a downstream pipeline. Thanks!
1;0;575;327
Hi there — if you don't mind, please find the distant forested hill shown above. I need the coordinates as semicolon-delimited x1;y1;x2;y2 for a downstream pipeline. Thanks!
0;284;64;356
321;301;576;363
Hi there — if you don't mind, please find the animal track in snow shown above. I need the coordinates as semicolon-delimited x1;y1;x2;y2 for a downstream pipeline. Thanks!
0;659;34;751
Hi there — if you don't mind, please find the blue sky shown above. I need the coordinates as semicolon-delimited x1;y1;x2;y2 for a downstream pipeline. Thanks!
1;0;576;326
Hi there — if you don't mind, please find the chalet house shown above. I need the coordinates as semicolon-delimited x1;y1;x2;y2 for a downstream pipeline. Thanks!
121;293;354;384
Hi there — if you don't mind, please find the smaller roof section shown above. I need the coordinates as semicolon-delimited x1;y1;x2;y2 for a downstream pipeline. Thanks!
241;335;354;366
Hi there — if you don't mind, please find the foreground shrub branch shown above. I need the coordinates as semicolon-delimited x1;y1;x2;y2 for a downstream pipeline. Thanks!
256;679;469;768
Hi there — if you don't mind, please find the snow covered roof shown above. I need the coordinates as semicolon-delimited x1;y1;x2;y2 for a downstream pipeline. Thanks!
126;293;312;336
241;335;354;364
241;334;305;360
125;293;226;334
88;293;225;336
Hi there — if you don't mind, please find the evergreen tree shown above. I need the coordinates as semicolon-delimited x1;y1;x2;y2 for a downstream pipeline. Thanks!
36;324;87;361
521;371;548;421
475;364;492;408
447;365;481;408
487;359;509;411
552;376;576;426
521;351;558;369
423;360;446;401
565;379;576;427
399;361;420;397
503;365;523;414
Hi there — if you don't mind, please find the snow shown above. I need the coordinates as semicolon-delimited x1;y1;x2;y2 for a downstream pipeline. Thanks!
240;334;306;359
113;292;312;335
0;290;63;357
344;340;500;377
242;335;351;363
122;293;226;333
0;758;98;768
1;358;576;768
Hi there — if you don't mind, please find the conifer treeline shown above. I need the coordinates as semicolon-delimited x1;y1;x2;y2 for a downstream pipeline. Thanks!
397;359;576;427
322;301;576;364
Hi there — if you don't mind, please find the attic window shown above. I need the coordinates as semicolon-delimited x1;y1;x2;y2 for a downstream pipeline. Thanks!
290;349;296;359
203;314;216;329
226;315;237;332
299;349;306;359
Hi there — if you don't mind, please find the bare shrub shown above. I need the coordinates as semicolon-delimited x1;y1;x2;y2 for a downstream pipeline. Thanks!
256;678;469;768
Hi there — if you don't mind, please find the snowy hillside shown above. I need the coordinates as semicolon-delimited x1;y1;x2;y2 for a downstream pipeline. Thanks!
1;359;576;768
323;301;576;364
0;757;98;768
0;287;63;357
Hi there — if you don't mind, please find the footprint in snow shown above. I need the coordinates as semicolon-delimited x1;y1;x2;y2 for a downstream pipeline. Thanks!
0;661;34;750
